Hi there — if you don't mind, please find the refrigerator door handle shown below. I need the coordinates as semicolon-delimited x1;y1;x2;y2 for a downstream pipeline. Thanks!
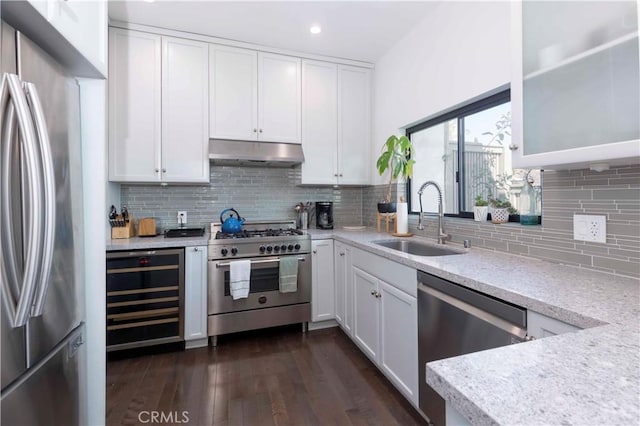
24;82;56;317
0;73;44;327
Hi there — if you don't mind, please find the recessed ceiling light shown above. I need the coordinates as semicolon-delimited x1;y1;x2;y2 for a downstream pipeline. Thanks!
310;25;322;35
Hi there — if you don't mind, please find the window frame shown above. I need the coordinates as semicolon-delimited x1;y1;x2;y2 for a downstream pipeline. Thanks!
406;90;538;222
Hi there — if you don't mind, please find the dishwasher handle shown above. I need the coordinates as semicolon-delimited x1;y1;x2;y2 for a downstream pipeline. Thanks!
418;282;527;340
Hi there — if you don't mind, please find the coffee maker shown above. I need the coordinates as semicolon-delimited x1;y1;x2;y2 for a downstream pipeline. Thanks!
315;201;334;229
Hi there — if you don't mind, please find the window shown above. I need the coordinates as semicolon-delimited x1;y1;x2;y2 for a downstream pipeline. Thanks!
407;90;541;220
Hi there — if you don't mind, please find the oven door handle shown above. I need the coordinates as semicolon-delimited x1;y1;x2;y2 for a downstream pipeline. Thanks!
214;257;306;268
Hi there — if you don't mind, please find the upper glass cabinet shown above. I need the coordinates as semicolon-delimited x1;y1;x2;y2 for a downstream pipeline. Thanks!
511;1;639;169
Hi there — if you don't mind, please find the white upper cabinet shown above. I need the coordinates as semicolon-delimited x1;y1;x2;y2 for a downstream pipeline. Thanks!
162;36;209;183
511;0;639;169
109;29;209;183
338;65;371;184
258;52;301;143
27;0;107;76
301;60;338;184
109;28;162;182
301;62;371;185
209;46;301;143
209;45;258;141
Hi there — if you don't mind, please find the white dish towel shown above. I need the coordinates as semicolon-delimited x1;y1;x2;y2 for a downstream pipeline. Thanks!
230;260;251;300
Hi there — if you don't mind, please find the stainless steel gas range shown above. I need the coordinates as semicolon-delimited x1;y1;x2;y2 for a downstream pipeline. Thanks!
207;220;311;345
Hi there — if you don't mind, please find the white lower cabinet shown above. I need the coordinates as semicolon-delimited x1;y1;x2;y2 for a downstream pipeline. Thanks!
527;311;580;339
334;241;353;336
351;247;418;405
184;246;208;348
311;240;335;322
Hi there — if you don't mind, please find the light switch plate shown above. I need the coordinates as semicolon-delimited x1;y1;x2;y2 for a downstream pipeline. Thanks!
573;214;606;243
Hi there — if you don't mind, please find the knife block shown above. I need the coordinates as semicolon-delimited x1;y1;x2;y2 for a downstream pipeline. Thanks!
111;215;135;239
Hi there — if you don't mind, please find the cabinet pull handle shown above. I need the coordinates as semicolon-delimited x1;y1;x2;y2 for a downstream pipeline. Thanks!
508;144;519;151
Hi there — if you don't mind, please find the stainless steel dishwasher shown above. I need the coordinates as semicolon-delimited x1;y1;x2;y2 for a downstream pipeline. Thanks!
418;270;528;426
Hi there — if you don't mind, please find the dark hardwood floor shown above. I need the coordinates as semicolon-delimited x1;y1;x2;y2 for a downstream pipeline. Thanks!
106;325;427;426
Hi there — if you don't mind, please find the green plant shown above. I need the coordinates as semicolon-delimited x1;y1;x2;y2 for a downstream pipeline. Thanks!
376;135;416;203
482;111;511;146
474;196;488;207
489;198;518;215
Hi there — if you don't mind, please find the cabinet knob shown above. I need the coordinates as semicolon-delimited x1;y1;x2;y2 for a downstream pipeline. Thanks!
339;173;343;177
313;250;317;254
339;252;345;256
162;168;167;173
370;290;376;296
253;128;257;132
193;247;199;252
155;168;159;173
334;173;338;177
376;292;382;299
508;144;519;151
259;129;263;133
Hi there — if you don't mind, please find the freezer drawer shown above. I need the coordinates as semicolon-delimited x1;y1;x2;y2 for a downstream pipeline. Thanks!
1;325;85;426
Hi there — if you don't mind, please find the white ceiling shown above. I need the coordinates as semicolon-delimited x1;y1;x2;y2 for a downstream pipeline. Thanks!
108;1;436;63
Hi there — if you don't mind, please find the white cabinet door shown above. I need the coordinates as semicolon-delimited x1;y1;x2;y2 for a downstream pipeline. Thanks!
184;246;208;341
108;28;162;182
527;311;580;339
337;65;371;185
49;0;107;74
209;44;258;141
311;240;335;322
258;52;301;143
379;280;418;405
301;60;338;184
352;266;379;361
334;242;346;326
511;1;639;169
161;36;209;183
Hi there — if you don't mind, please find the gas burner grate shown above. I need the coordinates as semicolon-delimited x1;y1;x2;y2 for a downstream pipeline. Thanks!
215;228;303;240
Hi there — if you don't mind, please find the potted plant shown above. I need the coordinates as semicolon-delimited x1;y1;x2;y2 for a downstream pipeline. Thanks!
473;196;489;222
376;135;415;213
489;198;517;224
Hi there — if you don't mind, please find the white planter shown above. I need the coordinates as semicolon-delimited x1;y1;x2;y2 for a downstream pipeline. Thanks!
473;206;488;222
491;207;510;224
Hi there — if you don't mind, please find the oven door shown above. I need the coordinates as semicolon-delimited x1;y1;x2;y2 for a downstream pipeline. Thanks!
208;254;311;315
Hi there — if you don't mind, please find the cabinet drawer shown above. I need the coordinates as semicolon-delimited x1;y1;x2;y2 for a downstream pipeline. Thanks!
352;247;416;297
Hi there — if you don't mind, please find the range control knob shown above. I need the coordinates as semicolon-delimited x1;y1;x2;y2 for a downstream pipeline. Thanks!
287;244;294;251
266;246;273;252
274;245;280;252
259;246;266;253
231;247;238;256
294;244;301;250
220;248;228;256
281;244;287;251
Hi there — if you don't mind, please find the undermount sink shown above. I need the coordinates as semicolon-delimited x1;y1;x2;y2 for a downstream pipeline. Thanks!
373;240;464;257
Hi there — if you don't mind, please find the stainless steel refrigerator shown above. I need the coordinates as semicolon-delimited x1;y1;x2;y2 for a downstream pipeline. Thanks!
1;21;86;425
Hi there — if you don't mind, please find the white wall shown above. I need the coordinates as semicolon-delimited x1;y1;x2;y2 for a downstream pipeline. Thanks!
372;1;511;186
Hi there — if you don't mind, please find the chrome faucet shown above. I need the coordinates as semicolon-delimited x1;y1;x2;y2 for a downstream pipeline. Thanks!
417;181;450;244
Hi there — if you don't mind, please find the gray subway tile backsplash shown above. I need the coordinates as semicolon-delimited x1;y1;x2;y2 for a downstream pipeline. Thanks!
121;164;640;278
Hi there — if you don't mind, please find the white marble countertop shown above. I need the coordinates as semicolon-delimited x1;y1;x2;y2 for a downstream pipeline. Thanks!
306;227;640;425
106;234;209;251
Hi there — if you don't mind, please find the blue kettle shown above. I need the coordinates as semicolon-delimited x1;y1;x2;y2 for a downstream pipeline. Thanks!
220;208;245;234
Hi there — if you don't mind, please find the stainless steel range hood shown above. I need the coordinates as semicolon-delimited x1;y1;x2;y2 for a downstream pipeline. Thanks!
209;139;304;167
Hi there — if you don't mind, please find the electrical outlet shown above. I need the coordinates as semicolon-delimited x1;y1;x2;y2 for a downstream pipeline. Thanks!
573;214;606;243
177;211;187;226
